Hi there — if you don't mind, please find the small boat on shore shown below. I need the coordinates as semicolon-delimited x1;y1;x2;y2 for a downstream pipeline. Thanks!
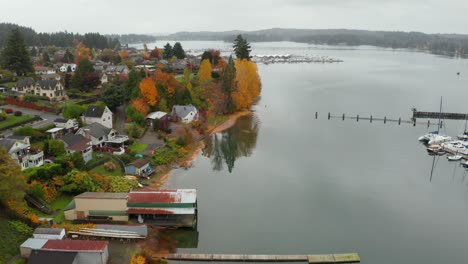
447;154;463;161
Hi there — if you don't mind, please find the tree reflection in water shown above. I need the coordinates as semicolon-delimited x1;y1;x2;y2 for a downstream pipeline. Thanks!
202;114;260;173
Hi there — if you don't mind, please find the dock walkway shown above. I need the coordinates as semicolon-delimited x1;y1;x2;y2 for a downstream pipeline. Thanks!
153;253;360;263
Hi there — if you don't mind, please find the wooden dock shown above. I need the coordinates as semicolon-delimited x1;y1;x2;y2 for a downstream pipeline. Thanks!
412;110;468;120
153;253;360;263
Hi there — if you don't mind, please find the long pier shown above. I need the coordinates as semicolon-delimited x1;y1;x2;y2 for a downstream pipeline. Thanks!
153;253;360;263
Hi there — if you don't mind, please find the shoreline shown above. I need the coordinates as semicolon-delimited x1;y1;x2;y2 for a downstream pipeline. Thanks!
149;110;251;188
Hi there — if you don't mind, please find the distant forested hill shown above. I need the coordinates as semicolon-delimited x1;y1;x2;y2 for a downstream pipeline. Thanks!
0;23;120;49
162;28;468;57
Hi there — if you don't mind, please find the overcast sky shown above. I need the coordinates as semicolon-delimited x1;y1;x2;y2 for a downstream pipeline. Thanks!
2;0;467;34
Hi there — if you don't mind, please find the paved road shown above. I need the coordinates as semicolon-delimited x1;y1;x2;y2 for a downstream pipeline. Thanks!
115;103;127;134
1;105;64;137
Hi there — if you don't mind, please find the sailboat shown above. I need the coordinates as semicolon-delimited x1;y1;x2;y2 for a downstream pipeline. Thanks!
457;114;468;140
418;97;452;144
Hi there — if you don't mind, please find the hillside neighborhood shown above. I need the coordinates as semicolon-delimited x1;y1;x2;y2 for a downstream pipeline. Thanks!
0;24;260;264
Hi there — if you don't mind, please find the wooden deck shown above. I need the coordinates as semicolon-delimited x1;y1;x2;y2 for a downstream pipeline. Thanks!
153;253;360;263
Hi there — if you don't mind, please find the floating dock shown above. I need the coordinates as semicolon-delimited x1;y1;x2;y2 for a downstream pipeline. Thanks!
153;253;360;263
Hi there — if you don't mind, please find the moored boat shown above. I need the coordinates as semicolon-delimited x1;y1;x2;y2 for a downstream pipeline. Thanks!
447;155;463;161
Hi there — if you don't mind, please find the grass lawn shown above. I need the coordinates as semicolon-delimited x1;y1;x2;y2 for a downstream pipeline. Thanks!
0;115;35;130
0;213;31;264
208;115;229;126
27;196;73;224
90;164;124;177
129;142;148;153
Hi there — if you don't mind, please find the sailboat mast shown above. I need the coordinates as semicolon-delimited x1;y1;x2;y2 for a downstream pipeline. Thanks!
438;96;442;131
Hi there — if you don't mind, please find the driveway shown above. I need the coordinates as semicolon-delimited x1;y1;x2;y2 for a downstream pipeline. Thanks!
138;130;164;155
1;104;64;137
115;103;127;134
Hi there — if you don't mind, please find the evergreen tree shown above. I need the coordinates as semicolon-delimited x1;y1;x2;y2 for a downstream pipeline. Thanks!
163;43;173;60
30;47;37;57
123;69;143;100
42;51;50;63
201;51;214;65
233;34;252;60
0;28;33;76
173;42;186;59
222;56;236;113
63;49;74;63
70;58;94;91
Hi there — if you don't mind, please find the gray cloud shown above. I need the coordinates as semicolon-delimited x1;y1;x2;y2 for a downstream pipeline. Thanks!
1;0;467;34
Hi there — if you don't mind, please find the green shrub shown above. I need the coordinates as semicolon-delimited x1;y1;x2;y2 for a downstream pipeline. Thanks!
8;221;33;236
152;140;187;166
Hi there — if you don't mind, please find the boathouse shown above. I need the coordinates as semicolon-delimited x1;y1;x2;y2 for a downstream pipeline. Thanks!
127;189;197;227
41;240;109;264
64;192;128;222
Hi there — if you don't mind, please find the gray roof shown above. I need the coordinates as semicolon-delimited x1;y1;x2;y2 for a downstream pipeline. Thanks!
60;134;87;147
75;192;127;199
81;122;112;138
33;227;64;235
15;78;35;88
96;224;148;237
20;238;48;249
0;138;16;151
40;73;61;80
28;250;77;264
54;118;69;123
172;104;197;118
37;79;60;90
105;65;128;73
7;135;29;140
83;105;105;118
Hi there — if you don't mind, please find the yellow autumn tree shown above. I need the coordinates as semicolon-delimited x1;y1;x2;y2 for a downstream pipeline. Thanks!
198;59;212;84
139;77;159;106
130;255;146;264
232;59;261;110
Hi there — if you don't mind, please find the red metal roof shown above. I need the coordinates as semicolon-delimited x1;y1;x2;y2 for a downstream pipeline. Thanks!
42;240;108;252
128;189;180;203
127;208;174;215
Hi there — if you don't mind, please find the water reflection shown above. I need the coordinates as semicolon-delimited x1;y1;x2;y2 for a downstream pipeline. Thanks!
202;114;260;173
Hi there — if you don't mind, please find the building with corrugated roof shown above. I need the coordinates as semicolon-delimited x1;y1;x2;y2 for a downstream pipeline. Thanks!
64;192;128;222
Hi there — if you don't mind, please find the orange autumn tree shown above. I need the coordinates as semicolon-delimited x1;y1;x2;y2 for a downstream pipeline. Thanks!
119;50;130;61
131;255;146;264
139;77;159;106
132;98;150;116
198;59;212;83
232;59;261;110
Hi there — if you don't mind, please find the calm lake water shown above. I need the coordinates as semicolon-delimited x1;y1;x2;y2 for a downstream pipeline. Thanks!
141;41;468;264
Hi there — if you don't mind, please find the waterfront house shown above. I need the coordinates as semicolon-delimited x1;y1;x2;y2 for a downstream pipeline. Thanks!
127;189;198;227
171;104;198;123
33;228;66;240
124;158;154;178
64;192;128;222
59;134;93;163
0;136;44;170
81;105;113;129
75;123;128;149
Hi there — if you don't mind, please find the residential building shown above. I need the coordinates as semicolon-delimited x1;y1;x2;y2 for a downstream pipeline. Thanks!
34;66;56;75
75;123;128;148
54;118;79;133
146;111;169;129
59;134;93;163
12;78;65;101
124;158;154;178
81;105;113;129
59;63;77;72
171;104;198;123
40;73;62;81
105;65;130;76
0;136;44;170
